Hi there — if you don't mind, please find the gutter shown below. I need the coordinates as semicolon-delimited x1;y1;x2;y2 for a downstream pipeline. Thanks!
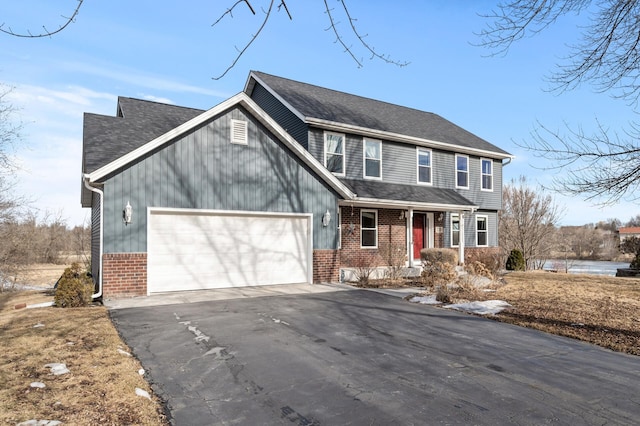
82;175;104;300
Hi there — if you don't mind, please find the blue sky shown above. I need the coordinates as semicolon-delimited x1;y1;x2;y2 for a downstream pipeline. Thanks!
1;0;638;226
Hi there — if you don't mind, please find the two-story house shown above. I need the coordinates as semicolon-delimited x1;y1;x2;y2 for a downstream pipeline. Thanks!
81;71;512;298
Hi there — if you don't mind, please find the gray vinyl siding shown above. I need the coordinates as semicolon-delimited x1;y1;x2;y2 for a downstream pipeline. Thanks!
444;211;498;248
250;83;309;149
90;192;101;285
309;127;503;211
101;106;339;254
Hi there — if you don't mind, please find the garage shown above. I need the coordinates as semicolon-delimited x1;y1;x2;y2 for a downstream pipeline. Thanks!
147;208;313;294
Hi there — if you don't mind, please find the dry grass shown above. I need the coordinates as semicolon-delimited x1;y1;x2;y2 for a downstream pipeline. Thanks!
0;290;167;425
471;272;640;356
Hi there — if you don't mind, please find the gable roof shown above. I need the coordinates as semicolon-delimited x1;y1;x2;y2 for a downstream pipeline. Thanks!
82;93;356;206
245;71;512;159
83;97;204;174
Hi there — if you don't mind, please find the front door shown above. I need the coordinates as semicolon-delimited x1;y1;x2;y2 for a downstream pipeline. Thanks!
413;214;425;260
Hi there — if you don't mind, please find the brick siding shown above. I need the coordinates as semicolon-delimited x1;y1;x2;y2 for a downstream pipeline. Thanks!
102;253;147;298
313;250;340;283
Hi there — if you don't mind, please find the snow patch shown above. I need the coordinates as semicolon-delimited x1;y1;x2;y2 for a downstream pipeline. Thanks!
117;348;132;357
409;295;441;305
33;323;45;328
135;387;151;400
30;382;46;389
444;300;512;315
138;368;145;376
187;325;210;343
44;363;69;375
17;420;62;426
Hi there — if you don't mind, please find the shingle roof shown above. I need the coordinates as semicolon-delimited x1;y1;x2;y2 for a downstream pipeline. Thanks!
340;178;475;208
619;227;640;234
249;71;511;157
82;97;204;174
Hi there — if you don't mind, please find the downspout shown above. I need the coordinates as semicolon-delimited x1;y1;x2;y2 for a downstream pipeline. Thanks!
83;176;104;300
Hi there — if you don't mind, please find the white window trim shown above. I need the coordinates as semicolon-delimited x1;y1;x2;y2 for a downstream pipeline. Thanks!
324;131;346;177
230;119;248;145
476;214;489;247
360;209;378;249
455;154;469;189
450;213;460;248
480;158;493;192
416;147;433;185
363;138;382;180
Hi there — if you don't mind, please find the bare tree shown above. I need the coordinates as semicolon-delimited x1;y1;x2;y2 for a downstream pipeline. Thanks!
625;214;640;227
479;1;640;205
500;176;563;270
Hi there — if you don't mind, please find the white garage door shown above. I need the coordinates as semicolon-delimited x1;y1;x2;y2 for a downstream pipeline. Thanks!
147;209;312;293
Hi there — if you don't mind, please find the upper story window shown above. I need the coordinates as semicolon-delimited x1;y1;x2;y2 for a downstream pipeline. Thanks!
417;148;432;184
361;209;378;248
324;132;345;176
363;139;382;179
476;215;488;247
451;213;460;247
481;158;493;191
456;154;469;189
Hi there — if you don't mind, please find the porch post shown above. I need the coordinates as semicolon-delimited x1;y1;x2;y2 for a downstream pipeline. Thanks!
408;207;414;268
458;211;465;265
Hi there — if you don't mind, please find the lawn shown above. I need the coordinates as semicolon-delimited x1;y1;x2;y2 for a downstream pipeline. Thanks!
0;290;167;425
1;268;638;424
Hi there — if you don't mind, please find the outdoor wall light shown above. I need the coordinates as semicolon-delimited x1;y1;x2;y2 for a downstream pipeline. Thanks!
438;212;444;221
322;209;331;227
123;201;133;225
399;211;405;220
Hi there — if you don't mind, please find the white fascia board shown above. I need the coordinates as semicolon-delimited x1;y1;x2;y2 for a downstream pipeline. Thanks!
339;197;477;212
245;72;307;122
307;118;514;160
86;93;355;200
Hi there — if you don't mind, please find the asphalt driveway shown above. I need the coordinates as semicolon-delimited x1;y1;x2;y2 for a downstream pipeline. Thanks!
109;289;640;425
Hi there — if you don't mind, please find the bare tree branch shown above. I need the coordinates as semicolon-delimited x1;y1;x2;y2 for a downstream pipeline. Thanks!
517;119;640;205
0;0;84;38
212;0;276;80
0;84;23;175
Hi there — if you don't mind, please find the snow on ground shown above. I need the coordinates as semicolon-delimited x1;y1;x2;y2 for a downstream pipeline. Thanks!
444;300;512;315
409;295;441;305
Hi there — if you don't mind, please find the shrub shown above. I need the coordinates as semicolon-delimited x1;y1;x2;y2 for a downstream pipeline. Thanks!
420;248;458;265
343;251;379;286
505;249;525;271
465;248;502;276
54;262;94;308
420;249;459;289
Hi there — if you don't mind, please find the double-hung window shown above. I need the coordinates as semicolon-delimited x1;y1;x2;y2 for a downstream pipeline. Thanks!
456;154;469;189
481;158;493;191
363;139;382;179
417;148;432;184
476;215;488;247
324;132;345;175
361;210;378;248
451;214;460;247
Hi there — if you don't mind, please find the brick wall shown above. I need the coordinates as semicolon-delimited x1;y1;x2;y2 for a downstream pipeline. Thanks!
339;206;407;268
313;250;340;283
102;253;147;298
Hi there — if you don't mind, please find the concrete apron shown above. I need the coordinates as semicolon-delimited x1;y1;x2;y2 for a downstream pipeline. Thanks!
104;283;355;310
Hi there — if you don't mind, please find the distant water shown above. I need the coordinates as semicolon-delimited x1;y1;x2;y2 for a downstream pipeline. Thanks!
543;259;630;276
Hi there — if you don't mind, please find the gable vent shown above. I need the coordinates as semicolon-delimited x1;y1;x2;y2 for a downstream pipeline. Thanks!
230;119;248;145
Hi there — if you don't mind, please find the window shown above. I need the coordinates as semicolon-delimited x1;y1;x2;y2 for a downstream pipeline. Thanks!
481;159;493;191
417;148;432;184
476;215;488;247
456;155;469;189
451;214;460;247
324;132;345;175
230;119;248;145
361;210;378;248
363;139;382;179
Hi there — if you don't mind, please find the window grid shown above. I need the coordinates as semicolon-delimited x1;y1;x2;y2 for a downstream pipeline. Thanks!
476;215;488;247
481;159;493;191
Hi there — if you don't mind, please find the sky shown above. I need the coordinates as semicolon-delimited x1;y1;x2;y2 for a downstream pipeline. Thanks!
1;0;639;227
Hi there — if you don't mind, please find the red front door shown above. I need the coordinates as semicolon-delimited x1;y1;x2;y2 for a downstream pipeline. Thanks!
413;214;425;259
